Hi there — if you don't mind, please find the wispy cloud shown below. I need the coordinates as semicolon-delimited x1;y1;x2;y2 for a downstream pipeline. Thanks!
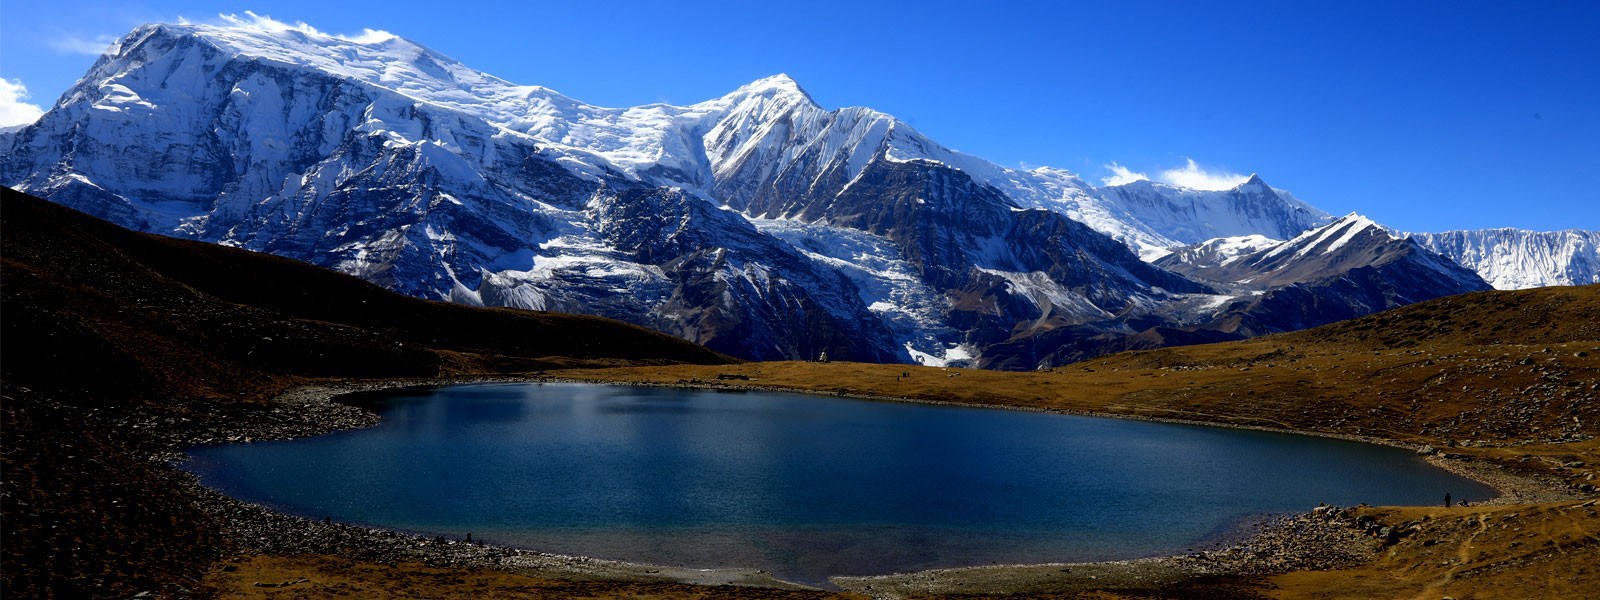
44;11;397;58
1100;162;1149;186
0;78;46;127
213;11;396;44
1158;158;1250;191
48;33;119;56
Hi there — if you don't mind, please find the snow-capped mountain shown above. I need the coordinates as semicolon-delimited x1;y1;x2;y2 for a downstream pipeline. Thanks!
0;22;900;362
1150;234;1285;273
1408;229;1600;290
655;77;1330;259
1156;214;1491;333
0;17;1505;368
1094;176;1331;259
975;215;1492;369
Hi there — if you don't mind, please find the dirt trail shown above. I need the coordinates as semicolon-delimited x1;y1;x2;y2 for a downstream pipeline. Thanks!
1411;513;1490;599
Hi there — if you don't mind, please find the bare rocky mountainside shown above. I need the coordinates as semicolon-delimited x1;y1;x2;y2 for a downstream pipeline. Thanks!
0;20;1544;368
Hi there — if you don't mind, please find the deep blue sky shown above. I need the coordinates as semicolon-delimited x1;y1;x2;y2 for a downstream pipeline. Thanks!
2;1;1596;232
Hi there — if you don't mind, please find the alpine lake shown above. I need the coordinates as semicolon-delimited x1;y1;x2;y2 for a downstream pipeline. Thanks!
186;383;1496;585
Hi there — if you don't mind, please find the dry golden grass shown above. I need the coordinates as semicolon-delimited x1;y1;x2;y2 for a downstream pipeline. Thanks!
1266;500;1600;600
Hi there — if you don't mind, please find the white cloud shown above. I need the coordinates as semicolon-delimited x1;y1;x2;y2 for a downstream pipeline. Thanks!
215;11;396;44
1158;158;1250;191
0;78;46;127
1101;162;1149;186
342;29;400;44
42;13;397;60
49;33;119;56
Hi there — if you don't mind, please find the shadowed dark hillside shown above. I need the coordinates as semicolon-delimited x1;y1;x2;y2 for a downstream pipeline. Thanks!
1;188;730;403
0;187;730;598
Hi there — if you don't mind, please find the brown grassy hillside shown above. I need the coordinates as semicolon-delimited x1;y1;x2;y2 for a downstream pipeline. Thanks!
0;188;730;599
1264;499;1600;600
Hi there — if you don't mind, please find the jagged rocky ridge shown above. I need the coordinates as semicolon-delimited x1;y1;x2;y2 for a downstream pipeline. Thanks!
976;215;1493;369
1157;214;1490;333
0;18;1497;367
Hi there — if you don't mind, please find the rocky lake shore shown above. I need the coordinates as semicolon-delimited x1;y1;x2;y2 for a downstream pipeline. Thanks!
157;377;1589;598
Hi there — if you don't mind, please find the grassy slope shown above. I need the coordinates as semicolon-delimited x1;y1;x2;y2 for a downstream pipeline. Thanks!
1265;500;1599;600
0;188;732;599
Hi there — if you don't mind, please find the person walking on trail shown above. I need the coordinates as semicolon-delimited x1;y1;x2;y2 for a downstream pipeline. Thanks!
1444;492;1451;508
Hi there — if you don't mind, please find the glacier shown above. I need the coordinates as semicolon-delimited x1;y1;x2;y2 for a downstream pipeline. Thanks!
1408;229;1600;290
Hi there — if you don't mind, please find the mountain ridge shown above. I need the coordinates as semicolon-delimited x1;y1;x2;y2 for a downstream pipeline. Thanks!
0;17;1523;368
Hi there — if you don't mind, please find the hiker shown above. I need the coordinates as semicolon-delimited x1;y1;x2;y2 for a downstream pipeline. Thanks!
1444;492;1451;508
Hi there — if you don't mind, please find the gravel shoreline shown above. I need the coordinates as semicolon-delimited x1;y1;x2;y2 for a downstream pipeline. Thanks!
164;376;1587;596
833;505;1385;598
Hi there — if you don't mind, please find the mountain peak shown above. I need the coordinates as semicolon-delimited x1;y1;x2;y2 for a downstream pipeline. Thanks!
727;73;816;105
748;73;801;89
120;15;451;79
181;12;403;46
1235;173;1269;191
1335;212;1377;227
1325;212;1389;242
80;16;586;138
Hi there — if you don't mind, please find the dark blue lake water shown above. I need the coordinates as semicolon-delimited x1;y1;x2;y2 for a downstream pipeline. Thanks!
186;383;1495;584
